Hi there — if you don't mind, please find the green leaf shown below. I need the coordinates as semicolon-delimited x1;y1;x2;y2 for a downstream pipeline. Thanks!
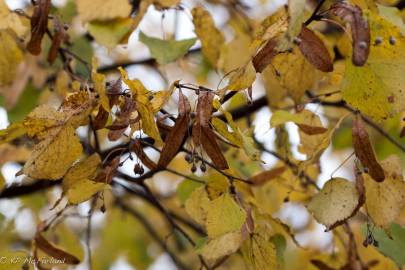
88;18;132;49
206;193;246;238
7;83;40;123
176;178;203;205
361;223;405;267
139;31;196;64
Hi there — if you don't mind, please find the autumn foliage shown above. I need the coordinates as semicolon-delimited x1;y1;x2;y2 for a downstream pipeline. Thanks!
0;0;405;269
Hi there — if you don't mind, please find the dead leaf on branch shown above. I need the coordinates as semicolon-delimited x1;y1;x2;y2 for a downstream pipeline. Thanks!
27;0;51;55
35;233;80;265
47;17;68;65
352;115;385;182
297;25;333;72
192;91;229;170
158;90;190;168
108;96;136;141
331;1;370;66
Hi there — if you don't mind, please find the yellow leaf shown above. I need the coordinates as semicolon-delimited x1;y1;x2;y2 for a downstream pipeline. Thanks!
0;0;27;36
0;172;4;191
119;67;162;143
198;231;243;266
92;58;109;112
76;0;131;22
20;92;96;180
66;179;108;204
0;30;23;87
342;12;405;121
241;233;277;270
364;155;405;229
150;81;177;113
307;178;361;230
205;193;246;238
21;125;83;180
63;153;101;188
263;46;317;103
225;61;256;92
219;32;252;73
192;6;225;68
299;113;347;163
270;109;326;131
0;122;26;144
185;186;211;225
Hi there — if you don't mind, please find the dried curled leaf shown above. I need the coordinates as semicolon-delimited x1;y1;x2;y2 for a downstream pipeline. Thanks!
352;115;384;182
297;25;333;72
132;139;157;170
252;38;278;73
35;233;80;265
308;178;362;230
47;17;67;65
249;166;286;186
192;92;229;169
331;1;370;66
158;90;190;168
27;0;51;55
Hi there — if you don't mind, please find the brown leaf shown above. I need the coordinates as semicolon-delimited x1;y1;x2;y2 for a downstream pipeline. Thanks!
352;115;384;182
200;127;229;170
35;233;80;265
249;166;286;185
132;139;157;170
93;105;109;130
47;17;67;65
400;126;405;138
192;91;214;146
103;156;120;184
252;38;278;73
27;0;51;55
297;25;333;72
331;2;370;66
108;96;136;141
297;124;328;135
311;260;336;270
158;90;190;168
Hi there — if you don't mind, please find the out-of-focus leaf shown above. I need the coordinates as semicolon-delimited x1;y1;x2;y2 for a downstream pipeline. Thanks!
271;110;328;135
364;155;405;229
361;223;405;267
249;166;286;186
76;0;131;22
27;0;51;55
35;233;80;264
0;0;27;36
0;122;26;144
331;1;370;66
192;6;225;68
307;178;362;230
88;18;132;49
139;31;196;64
0;30;23;87
6;83;40;123
176;178;203;205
